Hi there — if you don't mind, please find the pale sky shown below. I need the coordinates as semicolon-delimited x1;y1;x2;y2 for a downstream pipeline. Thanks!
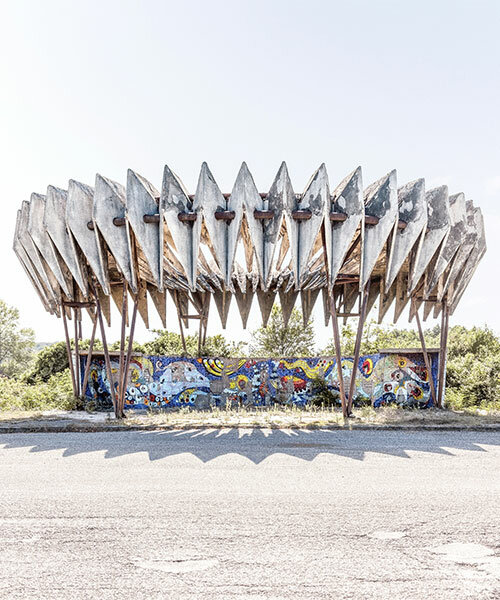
1;0;499;349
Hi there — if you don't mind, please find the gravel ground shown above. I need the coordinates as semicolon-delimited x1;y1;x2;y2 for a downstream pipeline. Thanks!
0;429;499;599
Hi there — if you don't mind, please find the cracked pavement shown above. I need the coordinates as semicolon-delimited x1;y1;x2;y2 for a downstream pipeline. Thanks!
0;429;499;599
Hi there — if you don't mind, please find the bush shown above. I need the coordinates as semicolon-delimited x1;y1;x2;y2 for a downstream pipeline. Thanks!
0;369;76;411
310;377;340;407
24;341;69;383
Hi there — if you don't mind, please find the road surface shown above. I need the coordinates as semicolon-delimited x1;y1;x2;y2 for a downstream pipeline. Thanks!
0;429;499;599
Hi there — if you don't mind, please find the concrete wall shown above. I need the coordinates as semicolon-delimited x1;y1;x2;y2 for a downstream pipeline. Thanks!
81;351;439;410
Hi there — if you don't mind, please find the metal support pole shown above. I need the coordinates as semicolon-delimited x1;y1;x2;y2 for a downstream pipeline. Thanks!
62;307;77;399
118;282;128;414
96;297;117;416
437;301;449;409
81;309;98;399
73;308;81;397
119;298;138;417
347;279;371;415
415;304;438;408
175;290;188;354
329;291;348;418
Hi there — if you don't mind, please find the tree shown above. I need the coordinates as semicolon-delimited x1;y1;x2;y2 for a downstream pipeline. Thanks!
0;300;35;378
249;306;315;357
143;330;246;357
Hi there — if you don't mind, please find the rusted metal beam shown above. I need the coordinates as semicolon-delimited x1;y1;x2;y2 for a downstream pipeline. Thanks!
214;210;236;222
177;212;197;222
62;301;96;308
291;209;312;221
142;213;161;224
329;212;348;222
253;209;275;220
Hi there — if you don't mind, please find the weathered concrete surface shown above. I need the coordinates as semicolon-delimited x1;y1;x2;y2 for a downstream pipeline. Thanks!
0;430;498;600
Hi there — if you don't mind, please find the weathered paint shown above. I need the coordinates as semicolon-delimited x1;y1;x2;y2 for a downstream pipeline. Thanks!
67;179;110;295
81;350;439;411
93;174;137;293
45;185;88;296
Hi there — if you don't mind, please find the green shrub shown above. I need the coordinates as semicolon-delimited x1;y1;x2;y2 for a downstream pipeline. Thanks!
310;377;340;407
0;369;76;411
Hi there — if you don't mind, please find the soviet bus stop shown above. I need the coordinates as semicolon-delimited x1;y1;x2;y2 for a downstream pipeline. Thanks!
13;162;485;418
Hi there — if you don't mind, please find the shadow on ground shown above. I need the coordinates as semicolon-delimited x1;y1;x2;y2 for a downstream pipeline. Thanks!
0;427;498;463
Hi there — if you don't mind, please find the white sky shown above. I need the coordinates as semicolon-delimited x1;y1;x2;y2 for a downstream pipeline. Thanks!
1;0;499;349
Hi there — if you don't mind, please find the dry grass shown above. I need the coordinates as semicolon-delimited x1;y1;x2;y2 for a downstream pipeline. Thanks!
1;405;499;431
122;405;500;430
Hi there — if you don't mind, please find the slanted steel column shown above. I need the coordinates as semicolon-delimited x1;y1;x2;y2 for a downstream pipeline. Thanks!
81;308;98;399
73;307;81;397
437;300;450;408
347;279;371;415
95;296;117;416
61;307;78;399
415;304;438;408
119;297;139;417
329;291;348;417
117;282;128;417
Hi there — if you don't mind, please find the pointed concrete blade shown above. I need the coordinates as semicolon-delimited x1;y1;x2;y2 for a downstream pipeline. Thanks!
28;193;73;299
378;279;396;323
13;211;53;312
439;200;478;301
223;163;253;284
385;178;427;289
394;270;410;323
148;284;166;327
196;163;229;281
287;164;329;288
424;192;466;297
321;287;331;326
260;163;294;288
93;174;137;293
342;283;360;325
449;207;486;314
110;284;128;327
161;164;201;291
279;286;299;327
324;166;364;287
45;185;88;296
234;287;254;329
257;288;276;327
409;186;450;293
97;287;111;326
300;288;320;326
423;300;434;321
361;170;398;289
365;278;380;317
15;206;58;309
127;169;162;289
213;288;232;329
136;281;149;328
231;162;265;282
67;179;110;294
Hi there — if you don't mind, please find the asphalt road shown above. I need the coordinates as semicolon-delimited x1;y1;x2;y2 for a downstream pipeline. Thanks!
0;429;499;600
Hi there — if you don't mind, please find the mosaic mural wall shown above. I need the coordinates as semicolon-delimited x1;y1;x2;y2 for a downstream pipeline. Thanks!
81;351;439;410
